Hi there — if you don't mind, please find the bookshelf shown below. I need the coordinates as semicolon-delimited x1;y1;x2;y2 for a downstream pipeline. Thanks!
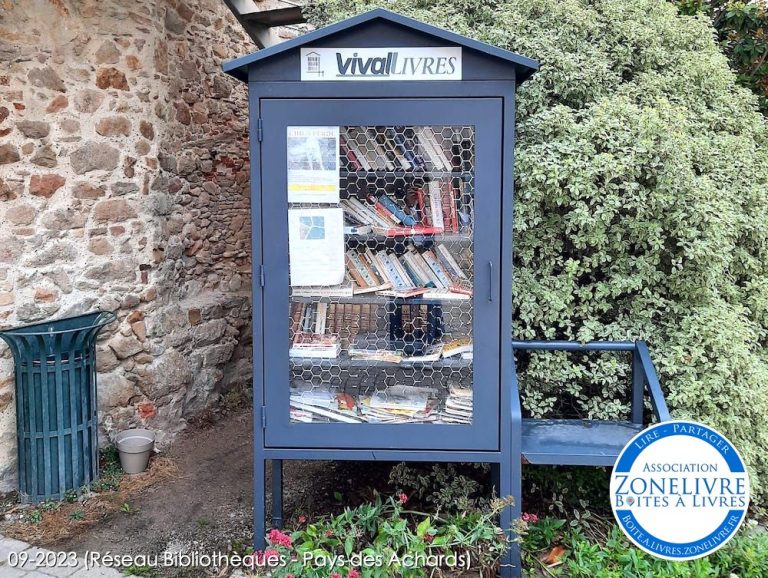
284;124;476;426
226;8;538;576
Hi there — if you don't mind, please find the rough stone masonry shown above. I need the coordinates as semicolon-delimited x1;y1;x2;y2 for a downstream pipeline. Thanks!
0;0;288;491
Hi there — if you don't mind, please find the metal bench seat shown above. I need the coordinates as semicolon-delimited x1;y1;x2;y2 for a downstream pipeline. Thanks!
522;419;644;466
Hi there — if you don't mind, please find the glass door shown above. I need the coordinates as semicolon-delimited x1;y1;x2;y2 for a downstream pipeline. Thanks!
261;98;502;450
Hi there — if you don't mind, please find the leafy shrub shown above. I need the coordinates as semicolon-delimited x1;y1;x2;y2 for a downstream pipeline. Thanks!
523;517;768;577
388;462;490;513
256;494;509;577
673;1;768;115
305;0;768;504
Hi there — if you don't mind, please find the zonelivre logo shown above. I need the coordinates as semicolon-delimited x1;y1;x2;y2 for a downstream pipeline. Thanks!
610;420;749;561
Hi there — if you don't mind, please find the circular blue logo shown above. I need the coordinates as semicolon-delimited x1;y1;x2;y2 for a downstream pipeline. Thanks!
610;420;750;561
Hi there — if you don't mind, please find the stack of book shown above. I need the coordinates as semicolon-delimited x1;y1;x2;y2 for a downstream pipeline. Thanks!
440;383;473;424
341;183;467;236
289;333;340;359
348;332;471;365
340;126;459;173
290;303;380;350
342;195;441;237
289;386;363;423
289;302;340;358
345;244;471;299
359;386;439;423
289;383;475;425
349;332;403;363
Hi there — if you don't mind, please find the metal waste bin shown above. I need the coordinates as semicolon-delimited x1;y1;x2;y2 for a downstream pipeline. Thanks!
0;311;116;503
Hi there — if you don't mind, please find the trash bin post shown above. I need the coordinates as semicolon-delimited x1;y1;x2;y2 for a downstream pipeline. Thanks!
0;311;117;503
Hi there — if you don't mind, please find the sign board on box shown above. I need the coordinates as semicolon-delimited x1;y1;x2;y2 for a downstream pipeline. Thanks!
301;47;462;81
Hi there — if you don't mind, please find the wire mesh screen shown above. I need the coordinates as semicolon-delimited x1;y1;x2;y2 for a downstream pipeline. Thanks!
287;125;475;424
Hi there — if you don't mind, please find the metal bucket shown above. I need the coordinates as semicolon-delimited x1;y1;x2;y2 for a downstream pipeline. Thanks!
115;429;155;474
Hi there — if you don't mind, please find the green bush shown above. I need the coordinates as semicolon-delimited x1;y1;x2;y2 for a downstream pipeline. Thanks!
673;1;768;116
524;517;768;577
305;0;768;504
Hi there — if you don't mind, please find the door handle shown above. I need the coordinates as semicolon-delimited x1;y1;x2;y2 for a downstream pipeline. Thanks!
488;260;493;302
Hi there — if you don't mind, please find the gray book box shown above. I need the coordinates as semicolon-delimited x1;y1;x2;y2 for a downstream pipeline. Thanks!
225;9;668;577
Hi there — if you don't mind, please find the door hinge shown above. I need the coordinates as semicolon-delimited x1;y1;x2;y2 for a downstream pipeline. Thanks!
257;118;263;142
259;264;265;287
261;406;267;429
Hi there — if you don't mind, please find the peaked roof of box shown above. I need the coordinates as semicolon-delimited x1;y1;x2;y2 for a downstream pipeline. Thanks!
223;8;539;83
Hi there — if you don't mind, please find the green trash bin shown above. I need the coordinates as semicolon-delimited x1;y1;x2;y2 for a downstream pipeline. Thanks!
0;311;116;503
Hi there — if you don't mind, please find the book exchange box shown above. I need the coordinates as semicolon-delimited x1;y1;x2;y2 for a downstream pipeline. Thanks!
224;9;539;577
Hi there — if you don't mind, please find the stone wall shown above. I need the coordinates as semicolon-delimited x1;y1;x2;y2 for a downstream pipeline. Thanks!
0;0;259;491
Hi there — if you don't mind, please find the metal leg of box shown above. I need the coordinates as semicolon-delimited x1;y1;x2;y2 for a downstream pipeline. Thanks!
490;462;501;497
499;457;522;577
272;459;284;529
254;456;266;550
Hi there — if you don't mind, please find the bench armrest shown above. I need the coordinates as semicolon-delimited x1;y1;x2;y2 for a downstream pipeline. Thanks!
635;340;671;422
510;339;670;425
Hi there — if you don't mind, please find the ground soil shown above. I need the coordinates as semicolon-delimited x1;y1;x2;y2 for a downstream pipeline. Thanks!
48;408;395;576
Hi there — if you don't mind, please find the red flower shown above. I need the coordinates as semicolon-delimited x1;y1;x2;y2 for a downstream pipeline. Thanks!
424;534;434;543
267;529;293;548
348;570;361;578
397;492;408;504
521;512;539;524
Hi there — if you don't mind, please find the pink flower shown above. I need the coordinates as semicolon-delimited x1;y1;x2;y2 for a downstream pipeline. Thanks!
348;570;361;578
397;492;408;504
325;529;334;537
521;513;539;524
424;534;434;543
298;515;307;524
267;529;293;548
331;574;342;578
252;549;280;565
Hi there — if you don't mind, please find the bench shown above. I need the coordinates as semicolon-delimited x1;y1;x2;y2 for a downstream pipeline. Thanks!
501;339;670;576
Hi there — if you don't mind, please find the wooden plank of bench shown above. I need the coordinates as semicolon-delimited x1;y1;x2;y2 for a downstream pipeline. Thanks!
522;419;643;466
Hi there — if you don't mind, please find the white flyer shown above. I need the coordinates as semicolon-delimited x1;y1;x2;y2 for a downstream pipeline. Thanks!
288;208;345;286
287;126;340;203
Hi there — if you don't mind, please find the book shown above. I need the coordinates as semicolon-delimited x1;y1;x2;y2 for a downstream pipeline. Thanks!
436;244;468;280
422;249;452;288
442;337;473;358
291;284;355;298
401;343;443;363
376;193;417;226
367;128;396;170
422;127;452;171
344;224;373;235
383;225;444;237
427;180;445;230
340;140;362;171
368;389;429;413
289;333;341;359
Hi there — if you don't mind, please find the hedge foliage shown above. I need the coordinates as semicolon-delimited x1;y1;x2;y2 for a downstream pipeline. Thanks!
674;1;768;116
304;0;768;504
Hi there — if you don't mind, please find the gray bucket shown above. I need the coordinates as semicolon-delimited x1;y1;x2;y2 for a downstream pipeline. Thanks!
115;429;155;474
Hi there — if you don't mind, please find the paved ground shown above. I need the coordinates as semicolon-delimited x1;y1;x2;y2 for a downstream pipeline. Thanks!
0;535;124;577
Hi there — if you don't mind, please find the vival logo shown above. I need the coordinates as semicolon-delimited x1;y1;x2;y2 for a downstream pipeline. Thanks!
300;47;462;81
610;420;750;561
